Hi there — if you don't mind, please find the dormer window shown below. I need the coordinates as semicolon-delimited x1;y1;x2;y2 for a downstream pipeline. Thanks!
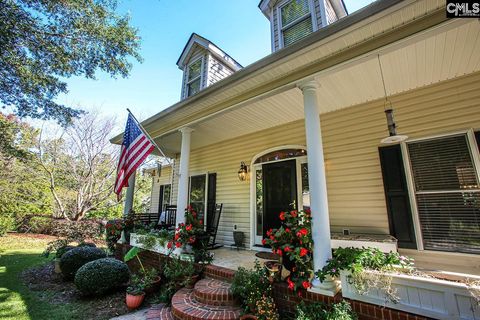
186;57;203;97
279;0;314;47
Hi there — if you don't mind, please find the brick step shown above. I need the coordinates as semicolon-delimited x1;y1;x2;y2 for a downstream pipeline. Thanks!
146;304;174;320
171;288;242;320
194;278;237;306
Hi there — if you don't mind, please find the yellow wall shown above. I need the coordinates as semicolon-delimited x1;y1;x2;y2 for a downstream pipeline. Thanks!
157;72;480;273
149;166;172;213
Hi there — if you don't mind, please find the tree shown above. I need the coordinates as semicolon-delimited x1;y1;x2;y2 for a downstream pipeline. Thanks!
0;0;141;125
37;112;118;220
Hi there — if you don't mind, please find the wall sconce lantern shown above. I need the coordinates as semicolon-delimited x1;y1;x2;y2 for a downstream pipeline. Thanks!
238;162;249;181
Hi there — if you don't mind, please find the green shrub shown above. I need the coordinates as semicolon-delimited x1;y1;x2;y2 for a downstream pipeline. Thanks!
60;246;106;280
0;214;14;236
295;301;357;320
27;216;53;234
75;258;130;296
55;245;76;259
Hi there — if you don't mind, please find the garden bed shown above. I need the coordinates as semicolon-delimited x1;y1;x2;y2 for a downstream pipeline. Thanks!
21;261;130;319
340;269;480;320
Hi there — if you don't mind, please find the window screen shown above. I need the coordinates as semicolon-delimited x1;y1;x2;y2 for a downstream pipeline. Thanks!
189;175;206;221
187;59;202;97
408;134;480;254
280;0;313;47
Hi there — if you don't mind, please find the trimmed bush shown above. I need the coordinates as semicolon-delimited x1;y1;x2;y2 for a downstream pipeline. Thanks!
78;242;96;248
60;246;106;280
55;245;76;259
75;258;130;296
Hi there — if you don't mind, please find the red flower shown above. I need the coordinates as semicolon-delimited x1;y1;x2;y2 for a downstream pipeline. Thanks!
285;228;291;233
296;228;308;237
188;237;195;244
305;208;311;214
302;281;311;289
185;224;192;231
175;242;182;248
287;277;295;290
290;210;298;217
266;229;273;237
167;242;173;249
284;246;292;252
276;249;283;256
262;239;267;245
174;233;180;241
279;211;286;220
300;248;308;257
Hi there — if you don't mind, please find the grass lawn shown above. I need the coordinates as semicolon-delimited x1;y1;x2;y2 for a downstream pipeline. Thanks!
0;233;127;320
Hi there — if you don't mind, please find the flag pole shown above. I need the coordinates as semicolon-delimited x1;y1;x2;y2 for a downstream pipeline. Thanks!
126;108;172;165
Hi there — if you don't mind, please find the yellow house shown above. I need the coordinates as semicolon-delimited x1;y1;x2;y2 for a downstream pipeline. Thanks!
112;0;480;292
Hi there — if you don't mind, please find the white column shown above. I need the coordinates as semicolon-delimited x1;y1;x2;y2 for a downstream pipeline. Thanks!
176;127;193;225
121;171;136;243
123;171;136;216
299;80;337;294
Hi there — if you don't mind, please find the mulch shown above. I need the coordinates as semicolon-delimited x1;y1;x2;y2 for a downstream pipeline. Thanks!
21;263;130;319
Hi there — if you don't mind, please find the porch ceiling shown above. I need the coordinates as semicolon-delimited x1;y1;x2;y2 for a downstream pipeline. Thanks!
154;18;480;156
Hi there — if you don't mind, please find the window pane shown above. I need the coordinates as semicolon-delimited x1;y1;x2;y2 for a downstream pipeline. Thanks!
408;135;479;191
301;163;310;209
189;175;206;221
408;134;480;254
256;169;263;236
254;148;306;164
163;185;171;206
283;17;313;47
281;0;310;26
417;192;480;254
188;59;202;81
187;78;201;97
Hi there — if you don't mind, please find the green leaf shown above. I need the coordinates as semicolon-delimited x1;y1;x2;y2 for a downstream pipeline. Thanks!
124;247;140;262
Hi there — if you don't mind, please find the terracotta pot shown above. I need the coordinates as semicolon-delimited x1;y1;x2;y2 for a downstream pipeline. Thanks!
264;260;282;283
184;274;200;289
126;292;145;309
54;258;62;274
240;315;258;320
144;276;161;294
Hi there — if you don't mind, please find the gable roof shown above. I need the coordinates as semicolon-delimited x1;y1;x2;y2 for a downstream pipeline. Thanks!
176;33;243;71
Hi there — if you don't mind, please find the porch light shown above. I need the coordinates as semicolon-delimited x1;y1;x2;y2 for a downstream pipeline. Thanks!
238;162;249;181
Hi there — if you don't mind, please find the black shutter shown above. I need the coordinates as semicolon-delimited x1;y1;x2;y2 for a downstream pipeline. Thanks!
379;145;417;249
206;173;217;231
157;185;164;213
475;131;480;151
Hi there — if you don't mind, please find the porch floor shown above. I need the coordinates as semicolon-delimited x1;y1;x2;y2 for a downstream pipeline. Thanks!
210;247;261;270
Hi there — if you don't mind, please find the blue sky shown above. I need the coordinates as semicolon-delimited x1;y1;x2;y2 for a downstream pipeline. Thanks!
57;0;376;123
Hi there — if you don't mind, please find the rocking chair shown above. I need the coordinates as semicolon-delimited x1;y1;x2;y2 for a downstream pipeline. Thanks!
206;203;223;249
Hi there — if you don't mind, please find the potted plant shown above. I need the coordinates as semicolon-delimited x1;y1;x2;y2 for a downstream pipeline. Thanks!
263;209;314;292
126;274;146;309
124;247;161;294
164;256;198;289
264;260;282;283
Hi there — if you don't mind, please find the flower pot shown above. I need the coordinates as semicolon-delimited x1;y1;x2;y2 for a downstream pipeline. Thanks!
264;260;282;283
126;292;145;309
54;258;62;274
233;231;244;248
144;276;161;294
184;274;200;289
240;315;258;320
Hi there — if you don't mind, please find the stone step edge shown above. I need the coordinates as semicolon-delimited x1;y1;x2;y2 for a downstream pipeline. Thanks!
171;288;242;320
193;278;237;306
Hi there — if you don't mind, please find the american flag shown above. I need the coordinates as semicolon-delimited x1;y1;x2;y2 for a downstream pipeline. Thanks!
114;114;155;200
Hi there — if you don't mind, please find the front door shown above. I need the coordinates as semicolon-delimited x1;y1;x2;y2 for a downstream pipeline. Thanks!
262;159;298;238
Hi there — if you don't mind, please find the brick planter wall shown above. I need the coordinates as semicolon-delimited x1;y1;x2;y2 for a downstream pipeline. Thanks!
115;244;431;320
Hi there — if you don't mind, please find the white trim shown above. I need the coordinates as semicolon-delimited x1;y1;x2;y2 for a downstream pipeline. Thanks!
467;129;480;184
401;142;424;250
249;145;307;248
270;7;275;52
276;0;317;49
317;0;328;27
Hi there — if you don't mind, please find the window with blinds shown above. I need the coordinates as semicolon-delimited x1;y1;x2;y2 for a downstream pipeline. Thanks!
408;134;480;254
280;0;313;47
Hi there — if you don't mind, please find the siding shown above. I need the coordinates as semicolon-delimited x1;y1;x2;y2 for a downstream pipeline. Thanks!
165;73;480;272
324;0;337;24
207;55;235;86
149;166;173;213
